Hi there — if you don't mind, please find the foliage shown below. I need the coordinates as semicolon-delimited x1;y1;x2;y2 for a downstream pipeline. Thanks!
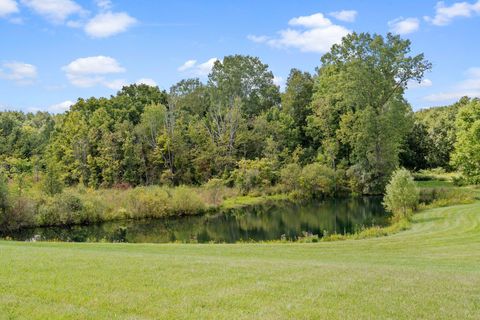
171;186;206;215
0;171;10;225
298;163;337;198
451;98;480;183
0;34;473;233
307;32;430;194
204;178;225;206
232;158;277;194
419;186;476;208
383;168;419;218
409;97;468;170
43;158;64;196
279;163;302;192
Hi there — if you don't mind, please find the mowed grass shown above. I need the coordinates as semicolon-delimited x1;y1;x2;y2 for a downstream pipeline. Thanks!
1;202;480;319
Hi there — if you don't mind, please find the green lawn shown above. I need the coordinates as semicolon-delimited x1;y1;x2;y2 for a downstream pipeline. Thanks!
1;202;480;319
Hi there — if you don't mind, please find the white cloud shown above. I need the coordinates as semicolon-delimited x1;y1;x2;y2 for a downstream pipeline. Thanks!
0;0;19;17
247;35;270;43
48;100;73;113
409;78;433;89
95;0;112;10
388;17;420;35
289;12;332;28
329;10;357;22
424;68;480;102
425;1;480;26
21;0;85;24
248;12;350;53
136;78;157;86
84;11;136;38
196;58;218;76
0;61;37;84
62;56;126;88
178;59;197;71
178;58;218;76
104;78;126;90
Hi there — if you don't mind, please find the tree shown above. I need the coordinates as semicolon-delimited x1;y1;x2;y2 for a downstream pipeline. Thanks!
281;69;314;146
208;55;280;118
400;120;431;170
307;32;431;194
451;98;480;183
383;168;419;218
415;97;467;169
0;171;8;217
43;159;63;196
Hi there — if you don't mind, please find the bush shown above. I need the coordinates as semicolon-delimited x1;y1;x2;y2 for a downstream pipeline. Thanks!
452;176;467;186
298;163;336;198
171;186;206;215
38;192;86;226
126;187;170;218
383;168;419;218
279;163;302;192
232;158;277;194
0;197;36;231
204;178;225;206
42;161;63;196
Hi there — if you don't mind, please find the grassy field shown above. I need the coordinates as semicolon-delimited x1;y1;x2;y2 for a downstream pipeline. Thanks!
1;201;479;319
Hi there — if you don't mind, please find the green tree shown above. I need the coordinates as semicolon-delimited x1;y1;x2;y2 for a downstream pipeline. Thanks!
415;97;467;169
307;32;431;194
0;171;9;218
451;99;480;183
383;168;419;218
281;69;314;146
43;159;63;196
208;55;280;118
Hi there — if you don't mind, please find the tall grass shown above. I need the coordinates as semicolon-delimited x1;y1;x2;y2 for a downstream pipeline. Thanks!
0;184;239;231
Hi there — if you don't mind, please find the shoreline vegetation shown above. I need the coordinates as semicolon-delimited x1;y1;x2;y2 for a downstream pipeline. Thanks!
1;170;476;243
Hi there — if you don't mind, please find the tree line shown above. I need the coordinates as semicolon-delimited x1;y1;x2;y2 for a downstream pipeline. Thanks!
1;32;479;197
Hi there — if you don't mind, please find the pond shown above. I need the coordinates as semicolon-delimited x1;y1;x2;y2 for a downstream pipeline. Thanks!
2;197;389;243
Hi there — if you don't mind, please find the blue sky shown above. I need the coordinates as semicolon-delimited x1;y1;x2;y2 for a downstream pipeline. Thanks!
1;0;480;113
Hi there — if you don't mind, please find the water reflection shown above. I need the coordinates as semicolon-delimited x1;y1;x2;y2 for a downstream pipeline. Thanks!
2;197;388;243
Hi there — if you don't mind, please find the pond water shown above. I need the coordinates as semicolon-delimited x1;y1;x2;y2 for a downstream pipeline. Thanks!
2;197;389;243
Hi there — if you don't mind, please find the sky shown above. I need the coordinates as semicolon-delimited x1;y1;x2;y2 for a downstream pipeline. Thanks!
1;0;480;113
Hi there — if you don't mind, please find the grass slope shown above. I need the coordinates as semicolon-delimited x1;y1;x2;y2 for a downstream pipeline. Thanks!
1;202;480;319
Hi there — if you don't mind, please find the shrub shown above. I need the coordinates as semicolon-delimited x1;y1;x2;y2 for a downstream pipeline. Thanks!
0;197;36;231
171;186;206;215
232;158;277;194
298;163;336;198
0;171;9;221
37;192;86;226
452;176;467;186
204;178;225;206
126;187;170;218
383;168;419;218
279;163;302;192
42;160;63;196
